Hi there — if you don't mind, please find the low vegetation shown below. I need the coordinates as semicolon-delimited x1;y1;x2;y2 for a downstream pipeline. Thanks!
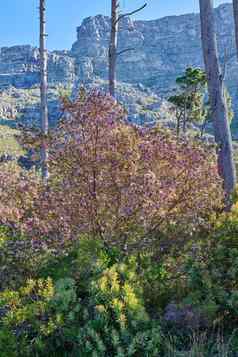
0;125;23;157
0;91;237;355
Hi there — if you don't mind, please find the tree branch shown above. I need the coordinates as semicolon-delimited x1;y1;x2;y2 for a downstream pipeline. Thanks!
115;3;147;24
116;47;135;56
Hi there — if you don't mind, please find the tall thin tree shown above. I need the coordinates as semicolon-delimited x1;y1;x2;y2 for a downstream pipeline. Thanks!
233;0;238;60
199;0;236;200
109;0;119;97
109;1;147;97
40;0;49;180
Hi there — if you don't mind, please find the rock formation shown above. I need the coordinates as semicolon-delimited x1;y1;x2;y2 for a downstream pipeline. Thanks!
0;3;237;132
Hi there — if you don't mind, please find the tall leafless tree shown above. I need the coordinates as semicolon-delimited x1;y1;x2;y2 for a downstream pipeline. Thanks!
109;0;119;97
109;1;147;97
40;0;49;180
233;0;238;60
199;0;236;201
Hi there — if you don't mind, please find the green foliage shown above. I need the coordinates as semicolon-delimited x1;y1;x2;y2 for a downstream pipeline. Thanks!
225;87;234;124
0;89;236;356
178;207;238;327
0;226;37;290
175;67;207;89
77;260;161;357
0;240;161;356
2;209;238;355
56;83;73;100
161;330;238;356
0;278;58;356
169;67;234;138
0;125;24;157
168;67;207;135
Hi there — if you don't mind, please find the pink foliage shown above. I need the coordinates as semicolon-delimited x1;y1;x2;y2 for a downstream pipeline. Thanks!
0;91;224;251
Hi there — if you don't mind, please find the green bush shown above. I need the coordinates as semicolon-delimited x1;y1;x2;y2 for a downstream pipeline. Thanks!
0;238;161;356
2;205;238;355
180;210;238;327
0;225;53;291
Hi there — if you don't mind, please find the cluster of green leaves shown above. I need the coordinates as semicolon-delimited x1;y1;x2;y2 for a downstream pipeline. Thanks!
0;238;161;357
168;67;207;136
168;66;233;137
2;213;238;356
180;207;238;328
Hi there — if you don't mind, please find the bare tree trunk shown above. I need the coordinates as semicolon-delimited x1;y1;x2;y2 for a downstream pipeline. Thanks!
109;1;147;97
199;0;236;200
233;0;238;60
40;0;49;180
176;111;182;138
109;0;119;97
183;98;187;134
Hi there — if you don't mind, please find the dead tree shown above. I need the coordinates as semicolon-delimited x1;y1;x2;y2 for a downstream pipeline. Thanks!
39;0;49;180
199;0;236;201
233;0;238;61
109;0;119;97
109;1;147;97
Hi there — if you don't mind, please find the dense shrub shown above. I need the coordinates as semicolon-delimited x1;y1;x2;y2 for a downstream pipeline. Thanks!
169;205;238;328
0;163;40;229
11;90;223;253
0;239;161;356
2;222;238;355
0;225;37;290
0;90;233;356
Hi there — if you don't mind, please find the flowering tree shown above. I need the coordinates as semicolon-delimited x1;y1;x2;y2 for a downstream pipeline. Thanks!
7;90;221;252
0;164;40;230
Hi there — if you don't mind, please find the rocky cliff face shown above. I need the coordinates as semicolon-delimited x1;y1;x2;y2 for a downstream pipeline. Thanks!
72;3;237;98
0;3;237;131
0;46;75;88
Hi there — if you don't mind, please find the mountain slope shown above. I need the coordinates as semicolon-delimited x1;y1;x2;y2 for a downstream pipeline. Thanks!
0;3;237;134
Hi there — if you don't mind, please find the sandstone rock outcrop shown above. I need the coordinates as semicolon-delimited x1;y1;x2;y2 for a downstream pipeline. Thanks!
0;3;237;132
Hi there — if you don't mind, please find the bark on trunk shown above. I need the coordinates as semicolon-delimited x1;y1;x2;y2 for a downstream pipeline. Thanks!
176;112;181;138
183;98;187;134
199;0;236;199
233;0;238;60
109;0;119;97
40;0;49;180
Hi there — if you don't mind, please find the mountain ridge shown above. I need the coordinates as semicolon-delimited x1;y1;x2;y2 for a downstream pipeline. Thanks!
0;2;237;135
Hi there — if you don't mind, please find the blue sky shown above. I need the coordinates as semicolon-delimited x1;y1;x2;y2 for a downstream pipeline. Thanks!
0;0;231;50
